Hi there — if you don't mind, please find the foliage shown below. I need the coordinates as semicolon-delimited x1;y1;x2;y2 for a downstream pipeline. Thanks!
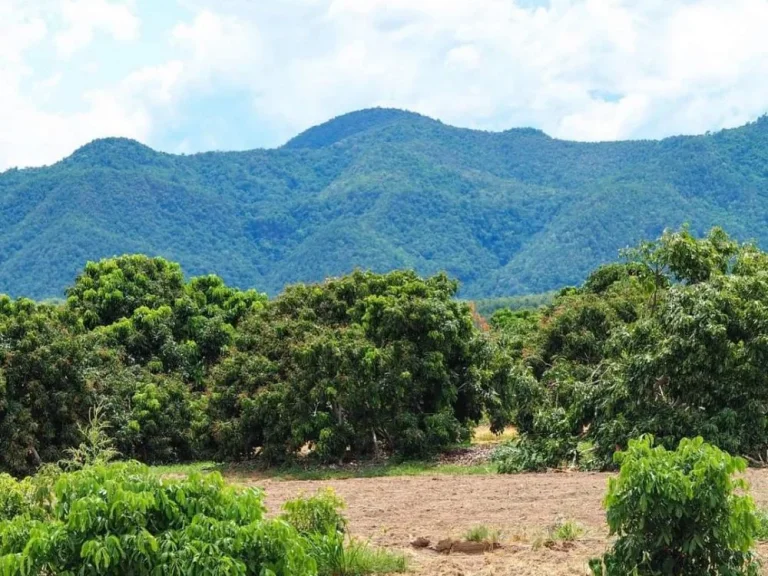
304;534;408;576
0;462;316;575
281;489;347;536
590;435;760;576
755;509;768;542
280;488;406;576
498;226;768;472
473;292;556;318
0;474;42;521
61;403;120;470
3;110;768;302
207;269;513;463
10;224;768;479
0;256;509;474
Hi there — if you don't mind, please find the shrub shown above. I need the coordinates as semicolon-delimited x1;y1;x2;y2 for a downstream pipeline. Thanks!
0;462;315;575
281;488;348;536
281;488;406;576
590;435;760;576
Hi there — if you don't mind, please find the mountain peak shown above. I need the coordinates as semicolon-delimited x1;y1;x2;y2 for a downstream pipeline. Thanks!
283;107;436;150
64;138;166;169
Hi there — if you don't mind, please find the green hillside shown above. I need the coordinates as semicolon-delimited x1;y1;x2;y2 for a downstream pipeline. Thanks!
2;108;768;299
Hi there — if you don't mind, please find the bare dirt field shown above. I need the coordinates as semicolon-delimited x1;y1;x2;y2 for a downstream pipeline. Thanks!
254;469;768;576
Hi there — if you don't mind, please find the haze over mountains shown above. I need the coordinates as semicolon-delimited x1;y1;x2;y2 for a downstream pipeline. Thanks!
1;107;768;300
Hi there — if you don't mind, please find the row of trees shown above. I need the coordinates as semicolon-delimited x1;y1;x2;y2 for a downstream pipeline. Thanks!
4;225;768;477
0;257;512;476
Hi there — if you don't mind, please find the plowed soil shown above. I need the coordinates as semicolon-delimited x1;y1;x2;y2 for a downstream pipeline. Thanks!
254;469;768;575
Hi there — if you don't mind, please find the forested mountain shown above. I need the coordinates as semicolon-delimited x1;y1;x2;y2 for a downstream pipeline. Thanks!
2;107;768;299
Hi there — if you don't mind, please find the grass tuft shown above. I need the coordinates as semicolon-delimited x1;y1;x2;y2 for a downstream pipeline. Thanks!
308;533;408;576
551;519;583;542
463;524;502;544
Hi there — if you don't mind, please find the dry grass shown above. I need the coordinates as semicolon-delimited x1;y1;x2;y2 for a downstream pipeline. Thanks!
472;425;517;445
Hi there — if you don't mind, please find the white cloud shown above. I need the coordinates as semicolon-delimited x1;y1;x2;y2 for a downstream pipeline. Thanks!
0;0;148;169
0;83;151;170
2;0;768;169
55;0;140;58
446;44;481;70
0;2;47;64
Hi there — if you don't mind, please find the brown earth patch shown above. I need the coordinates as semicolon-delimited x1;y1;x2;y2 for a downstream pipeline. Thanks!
249;469;768;575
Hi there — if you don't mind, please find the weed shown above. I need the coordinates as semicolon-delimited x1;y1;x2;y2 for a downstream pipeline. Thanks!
551;519;583;542
531;519;583;549
60;403;119;471
755;509;768;541
463;524;502;544
308;532;408;576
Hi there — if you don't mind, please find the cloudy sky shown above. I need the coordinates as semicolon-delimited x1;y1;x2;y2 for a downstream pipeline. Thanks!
1;0;767;170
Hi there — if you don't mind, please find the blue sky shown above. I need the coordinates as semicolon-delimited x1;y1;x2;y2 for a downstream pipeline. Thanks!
1;0;768;170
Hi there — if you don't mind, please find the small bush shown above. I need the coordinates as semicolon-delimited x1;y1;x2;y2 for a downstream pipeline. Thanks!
60;403;119;470
281;488;406;576
590;435;760;576
493;436;571;472
281;488;348;536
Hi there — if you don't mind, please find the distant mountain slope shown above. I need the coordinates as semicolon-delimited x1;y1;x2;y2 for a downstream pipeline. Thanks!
1;108;768;299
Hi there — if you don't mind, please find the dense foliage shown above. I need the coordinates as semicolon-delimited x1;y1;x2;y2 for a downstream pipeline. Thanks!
0;457;402;576
2;109;768;300
6;224;768;479
206;270;511;462
495;226;768;472
590;436;760;576
0;462;315;575
0;256;511;475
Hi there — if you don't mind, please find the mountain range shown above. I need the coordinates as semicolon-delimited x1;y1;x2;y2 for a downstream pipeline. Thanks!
2;107;768;299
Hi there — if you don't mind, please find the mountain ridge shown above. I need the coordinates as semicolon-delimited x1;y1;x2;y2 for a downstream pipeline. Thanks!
15;106;768;173
1;108;768;299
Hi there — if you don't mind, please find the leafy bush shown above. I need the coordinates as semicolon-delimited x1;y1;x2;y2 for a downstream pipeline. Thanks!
281;488;348;536
590;435;760;576
755;509;768;542
0;462;316;575
280;488;406;576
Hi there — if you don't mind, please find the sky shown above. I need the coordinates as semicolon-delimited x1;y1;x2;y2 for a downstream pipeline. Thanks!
1;0;768;170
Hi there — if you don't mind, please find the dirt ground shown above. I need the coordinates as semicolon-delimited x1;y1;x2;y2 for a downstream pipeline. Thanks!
253;469;768;576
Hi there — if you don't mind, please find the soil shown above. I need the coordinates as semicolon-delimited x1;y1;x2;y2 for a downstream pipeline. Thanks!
253;469;768;576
